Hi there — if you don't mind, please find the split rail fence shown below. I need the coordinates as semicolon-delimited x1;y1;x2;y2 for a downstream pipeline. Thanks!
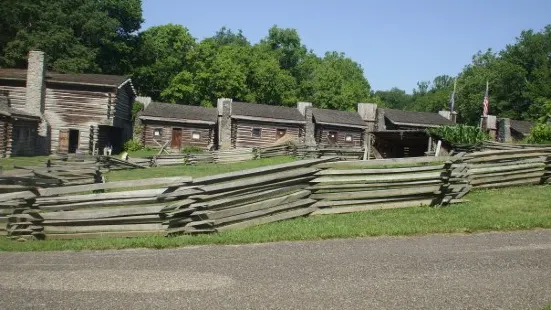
1;146;550;240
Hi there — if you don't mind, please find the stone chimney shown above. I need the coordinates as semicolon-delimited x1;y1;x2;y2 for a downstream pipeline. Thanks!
217;98;232;149
497;118;511;143
438;110;457;124
297;102;315;146
25;50;46;115
357;103;378;132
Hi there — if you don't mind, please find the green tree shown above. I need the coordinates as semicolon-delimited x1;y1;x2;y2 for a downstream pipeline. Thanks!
374;88;414;110
1;0;143;74
132;24;196;100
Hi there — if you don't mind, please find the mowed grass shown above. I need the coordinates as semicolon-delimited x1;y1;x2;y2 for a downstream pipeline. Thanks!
0;156;52;170
1;185;550;252
104;156;296;180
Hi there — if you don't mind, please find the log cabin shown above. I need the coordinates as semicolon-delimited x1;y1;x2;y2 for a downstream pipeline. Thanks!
0;51;136;155
310;108;366;148
0;92;42;157
217;99;306;149
372;108;455;158
139;102;218;151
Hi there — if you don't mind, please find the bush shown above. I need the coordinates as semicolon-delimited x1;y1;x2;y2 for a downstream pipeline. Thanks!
427;125;489;146
527;123;551;144
123;139;143;152
181;145;203;153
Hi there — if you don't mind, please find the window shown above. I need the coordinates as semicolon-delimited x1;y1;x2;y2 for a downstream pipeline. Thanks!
276;128;287;139
154;128;162;137
345;135;353;143
191;132;201;140
252;128;262;137
328;131;338;144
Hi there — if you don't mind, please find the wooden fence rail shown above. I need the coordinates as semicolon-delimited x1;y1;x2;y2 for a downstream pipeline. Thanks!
2;146;550;241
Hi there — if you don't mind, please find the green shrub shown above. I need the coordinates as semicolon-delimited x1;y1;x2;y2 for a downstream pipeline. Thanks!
181;145;203;153
427;125;489;145
123;139;143;152
527;123;551;144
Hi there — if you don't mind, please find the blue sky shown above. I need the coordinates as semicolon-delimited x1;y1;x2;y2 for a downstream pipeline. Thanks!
142;0;551;93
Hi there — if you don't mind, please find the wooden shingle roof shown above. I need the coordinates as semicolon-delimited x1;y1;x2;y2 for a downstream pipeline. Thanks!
383;108;454;127
509;119;534;136
231;102;305;124
0;68;130;88
141;102;218;125
311;108;365;128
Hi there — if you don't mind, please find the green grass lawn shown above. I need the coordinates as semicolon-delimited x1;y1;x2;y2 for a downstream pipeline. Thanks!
1;185;549;252
105;156;296;181
0;156;52;170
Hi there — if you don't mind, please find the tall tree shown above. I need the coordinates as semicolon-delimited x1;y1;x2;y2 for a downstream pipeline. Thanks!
132;24;196;100
0;0;143;74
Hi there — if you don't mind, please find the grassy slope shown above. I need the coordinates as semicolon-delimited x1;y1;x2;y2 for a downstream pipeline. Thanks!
1;185;550;252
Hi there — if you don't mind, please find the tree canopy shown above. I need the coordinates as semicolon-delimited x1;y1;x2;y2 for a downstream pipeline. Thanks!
1;0;550;122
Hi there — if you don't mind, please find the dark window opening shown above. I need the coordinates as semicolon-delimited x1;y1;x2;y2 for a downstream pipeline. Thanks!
328;131;338;144
68;129;80;153
276;128;287;139
252;128;262;137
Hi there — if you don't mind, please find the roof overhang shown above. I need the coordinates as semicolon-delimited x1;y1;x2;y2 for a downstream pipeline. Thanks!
388;120;444;128
140;115;216;126
232;115;305;125
315;121;365;129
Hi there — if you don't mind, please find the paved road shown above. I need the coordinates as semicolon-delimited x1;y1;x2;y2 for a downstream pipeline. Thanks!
1;230;550;310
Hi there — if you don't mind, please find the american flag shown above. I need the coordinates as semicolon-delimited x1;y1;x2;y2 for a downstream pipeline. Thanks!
482;81;489;117
449;78;457;112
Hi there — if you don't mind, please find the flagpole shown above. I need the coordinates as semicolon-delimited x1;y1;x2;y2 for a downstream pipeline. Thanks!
451;78;457;123
480;80;489;131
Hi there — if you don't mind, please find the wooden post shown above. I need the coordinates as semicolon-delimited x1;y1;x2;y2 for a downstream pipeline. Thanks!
435;140;442;157
427;136;433;153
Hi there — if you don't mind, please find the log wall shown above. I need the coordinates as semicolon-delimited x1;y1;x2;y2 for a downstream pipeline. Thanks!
232;119;304;148
0;82;26;110
0;116;8;157
11;120;39;156
44;86;112;154
315;125;363;148
142;120;215;150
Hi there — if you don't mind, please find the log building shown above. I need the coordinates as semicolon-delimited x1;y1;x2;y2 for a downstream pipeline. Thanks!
0;51;136;156
217;99;306;149
140;102;217;151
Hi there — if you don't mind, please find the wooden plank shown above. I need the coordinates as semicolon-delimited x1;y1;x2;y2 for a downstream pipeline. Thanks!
475;178;542;189
192;158;333;185
470;162;545;175
315;156;451;169
465;153;547;163
190;185;307;210
0;191;37;201
37;197;159;211
315;164;445;175
192;190;311;220
189;176;313;201
312;196;429;208
307;180;442;191
41;215;162;226
44;230;164;239
29;205;166;220
470;167;543;180
310;185;441;201
199;168;318;194
216;206;317;232
471;172;545;186
311;172;442;183
37;177;192;196
465;148;551;158
36;188;164;205
42;223;164;234
310;199;434;215
190;198;315;228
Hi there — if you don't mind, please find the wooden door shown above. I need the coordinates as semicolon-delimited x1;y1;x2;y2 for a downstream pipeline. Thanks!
58;129;69;153
171;128;182;149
